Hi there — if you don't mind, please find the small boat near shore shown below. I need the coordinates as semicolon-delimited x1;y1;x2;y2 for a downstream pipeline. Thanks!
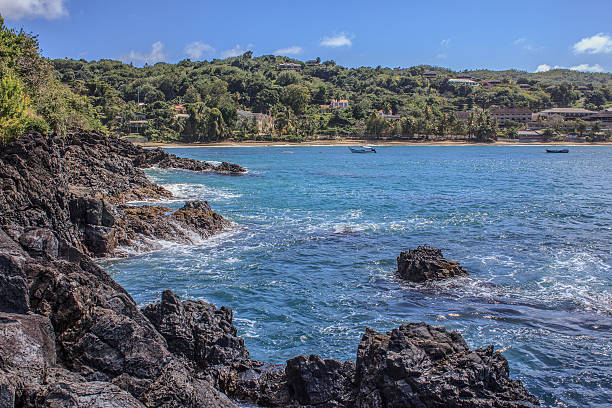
349;145;376;153
546;148;569;153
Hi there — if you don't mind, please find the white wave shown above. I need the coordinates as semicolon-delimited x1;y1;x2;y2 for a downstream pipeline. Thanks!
234;317;259;338
112;225;242;258
165;183;242;201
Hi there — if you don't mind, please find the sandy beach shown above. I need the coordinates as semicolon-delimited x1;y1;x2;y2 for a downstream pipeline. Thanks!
136;139;612;148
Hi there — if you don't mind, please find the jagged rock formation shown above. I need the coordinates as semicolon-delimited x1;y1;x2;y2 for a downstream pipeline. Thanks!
142;291;539;408
0;132;539;407
397;245;469;282
133;147;245;174
0;132;240;257
354;324;539;407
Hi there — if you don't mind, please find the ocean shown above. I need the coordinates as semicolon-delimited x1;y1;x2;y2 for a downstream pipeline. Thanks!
100;145;612;407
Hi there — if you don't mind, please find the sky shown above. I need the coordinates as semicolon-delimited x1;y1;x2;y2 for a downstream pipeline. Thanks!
1;0;612;73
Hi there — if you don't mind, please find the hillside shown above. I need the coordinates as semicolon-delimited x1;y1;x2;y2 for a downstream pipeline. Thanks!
52;54;612;142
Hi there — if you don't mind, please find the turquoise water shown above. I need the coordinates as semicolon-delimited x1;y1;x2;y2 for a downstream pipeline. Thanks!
101;146;612;407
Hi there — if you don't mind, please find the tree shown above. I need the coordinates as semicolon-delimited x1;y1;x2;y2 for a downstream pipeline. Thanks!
574;119;587;138
0;74;29;144
281;84;310;115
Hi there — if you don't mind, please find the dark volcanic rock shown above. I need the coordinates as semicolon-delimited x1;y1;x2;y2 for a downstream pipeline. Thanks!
0;132;241;257
0;132;539;408
172;200;230;237
133;147;246;174
0;230;30;314
140;290;539;408
285;355;356;407
397;245;468;282
142;290;250;368
355;323;539;407
116;201;231;253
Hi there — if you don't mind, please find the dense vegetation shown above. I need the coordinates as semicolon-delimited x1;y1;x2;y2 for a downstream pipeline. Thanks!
2;14;611;144
0;15;102;145
52;53;612;143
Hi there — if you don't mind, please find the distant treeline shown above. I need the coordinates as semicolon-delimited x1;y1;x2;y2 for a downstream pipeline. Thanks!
52;54;611;142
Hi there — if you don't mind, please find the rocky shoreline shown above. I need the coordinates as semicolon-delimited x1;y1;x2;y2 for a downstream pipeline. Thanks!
0;132;539;407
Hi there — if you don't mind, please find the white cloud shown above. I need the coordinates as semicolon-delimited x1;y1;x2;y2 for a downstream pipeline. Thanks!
513;38;542;52
126;41;166;65
436;53;447;59
0;0;67;20
535;64;551;73
184;41;215;60
570;63;605;73
573;33;612;54
320;33;352;48
441;38;451;47
274;46;303;55
221;44;252;58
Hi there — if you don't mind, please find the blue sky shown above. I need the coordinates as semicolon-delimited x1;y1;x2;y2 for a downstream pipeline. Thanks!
1;0;612;73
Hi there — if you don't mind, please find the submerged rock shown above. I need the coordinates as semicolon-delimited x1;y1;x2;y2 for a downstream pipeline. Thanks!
397;245;468;282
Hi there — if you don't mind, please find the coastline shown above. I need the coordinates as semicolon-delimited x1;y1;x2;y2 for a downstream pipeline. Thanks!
0;132;542;407
136;139;612;148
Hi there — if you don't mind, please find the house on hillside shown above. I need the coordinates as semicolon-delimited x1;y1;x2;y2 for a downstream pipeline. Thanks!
483;79;502;87
533;108;596;120
331;99;349;108
306;59;320;66
171;104;190;119
378;110;401;119
584;110;612;126
448;78;479;86
279;63;302;71
455;111;473;122
422;71;438;79
237;110;274;133
490;108;532;125
518;130;550;142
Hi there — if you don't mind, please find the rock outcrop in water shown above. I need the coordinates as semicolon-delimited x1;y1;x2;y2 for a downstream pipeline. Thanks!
0;132;538;407
0;132;241;257
142;291;539;408
397;245;469;282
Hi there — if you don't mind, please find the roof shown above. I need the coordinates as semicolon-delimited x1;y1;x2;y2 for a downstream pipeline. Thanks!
331;99;349;103
585;111;612;119
449;78;479;85
237;110;272;119
491;108;532;114
538;108;596;114
455;111;472;119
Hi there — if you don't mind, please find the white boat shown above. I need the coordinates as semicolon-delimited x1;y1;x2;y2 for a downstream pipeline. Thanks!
348;145;376;153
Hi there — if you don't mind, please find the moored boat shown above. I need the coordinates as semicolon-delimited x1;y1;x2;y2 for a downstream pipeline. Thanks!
546;148;569;153
349;145;376;153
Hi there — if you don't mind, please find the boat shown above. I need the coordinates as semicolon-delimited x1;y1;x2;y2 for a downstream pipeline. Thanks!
349;145;376;153
546;148;569;153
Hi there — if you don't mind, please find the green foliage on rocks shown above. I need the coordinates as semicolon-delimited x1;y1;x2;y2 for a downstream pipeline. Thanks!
0;14;102;144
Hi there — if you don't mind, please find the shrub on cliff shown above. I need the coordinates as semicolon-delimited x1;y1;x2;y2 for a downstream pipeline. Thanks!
0;14;103;144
